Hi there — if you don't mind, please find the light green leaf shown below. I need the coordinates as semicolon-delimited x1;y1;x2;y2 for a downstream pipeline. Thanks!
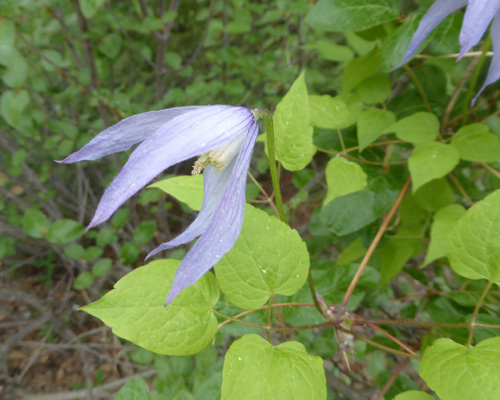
82;260;219;355
149;175;204;211
383;112;439;143
324;157;367;205
355;73;392;105
47;219;85;244
215;205;309;310
356;108;396;151
22;209;50;239
309;95;349;129
408;142;459;192
420;337;500;400
301;41;354;62
221;335;326;400
394;391;434;400
446;189;500;284
451;123;500;163
114;377;151;400
274;70;315;171
342;49;381;94
305;0;399;32
0;89;30;128
423;204;466;266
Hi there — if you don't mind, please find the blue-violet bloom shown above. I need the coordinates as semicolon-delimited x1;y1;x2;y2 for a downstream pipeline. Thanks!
398;0;500;103
60;105;259;304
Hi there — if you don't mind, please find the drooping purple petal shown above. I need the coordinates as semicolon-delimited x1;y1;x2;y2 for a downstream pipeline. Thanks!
145;157;237;260
473;10;500;103
397;0;467;67
58;106;202;163
165;121;260;305
87;106;254;230
459;0;500;59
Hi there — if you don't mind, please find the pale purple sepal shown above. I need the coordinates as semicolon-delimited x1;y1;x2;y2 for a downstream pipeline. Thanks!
85;106;253;230
473;11;500;103
165;122;259;305
145;158;237;260
57;106;202;163
397;0;467;67
459;0;500;59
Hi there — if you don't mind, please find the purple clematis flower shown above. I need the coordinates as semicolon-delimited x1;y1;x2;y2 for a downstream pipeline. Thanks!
398;0;500;103
59;105;259;304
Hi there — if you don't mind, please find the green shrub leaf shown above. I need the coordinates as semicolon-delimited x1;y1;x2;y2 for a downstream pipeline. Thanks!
420;337;500;400
446;189;500;284
215;205;309;310
82;260;219;355
221;334;326;400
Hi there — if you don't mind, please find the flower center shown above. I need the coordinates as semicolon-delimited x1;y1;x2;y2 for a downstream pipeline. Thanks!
192;133;246;175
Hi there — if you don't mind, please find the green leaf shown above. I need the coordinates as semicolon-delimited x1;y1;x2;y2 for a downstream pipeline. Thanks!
408;142;459;192
133;221;157;245
337;237;366;265
215;205;309;309
74;272;95;290
320;174;398;236
355;72;392;105
82;260;220;355
149;175;204;211
47;219;85;244
80;0;106;19
394;391;434;400
420;337;500;400
423;204;465;266
97;226;118;246
112;208;130;229
301;41;354;62
356;108;396;151
451;123;500;163
305;0;399;32
64;244;85;260
0;89;30;128
413;178;454;211
114;377;151;400
92;258;112;277
221;335;326;400
378;226;424;285
383;112;439;143
0;19;15;46
324;157;367;205
85;246;103;261
446;189;500;284
274;70;315;171
120;242;141;265
98;33;122;59
381;12;421;70
22;209;50;239
309;95;349;129
2;51;28;88
342;49;381;94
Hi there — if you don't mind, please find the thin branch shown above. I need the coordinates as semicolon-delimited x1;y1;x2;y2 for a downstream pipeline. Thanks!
341;177;411;307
